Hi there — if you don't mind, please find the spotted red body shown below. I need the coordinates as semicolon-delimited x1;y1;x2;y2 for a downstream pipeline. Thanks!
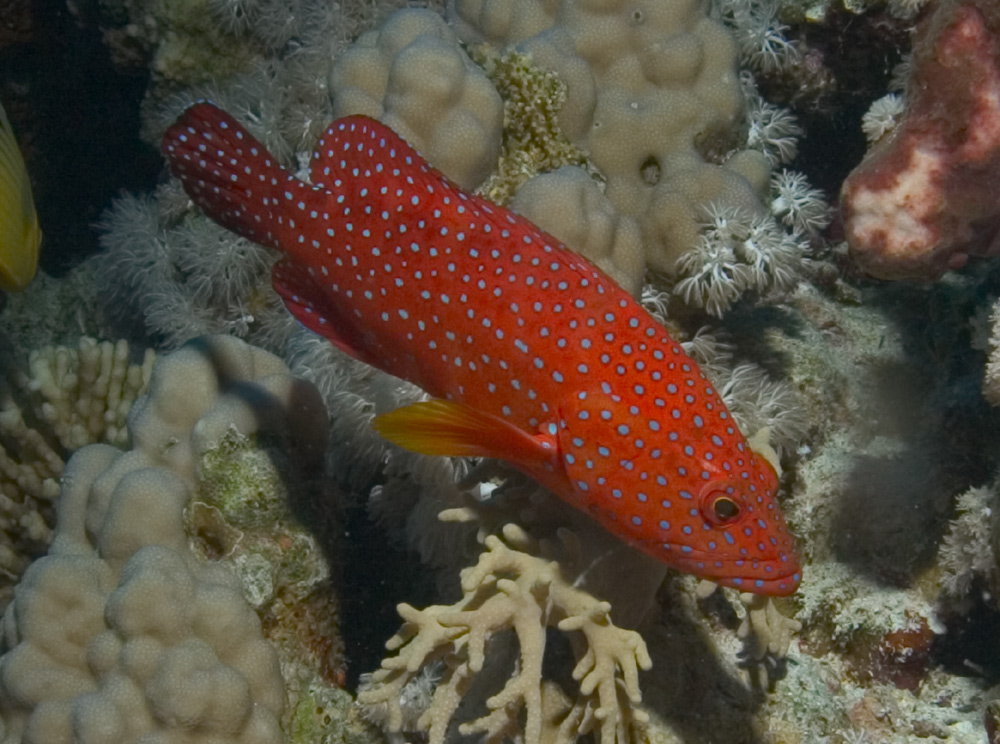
163;102;801;595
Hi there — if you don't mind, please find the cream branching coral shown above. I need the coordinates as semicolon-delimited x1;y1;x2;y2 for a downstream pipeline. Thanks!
0;338;154;487
24;337;155;451
358;522;652;744
0;338;154;609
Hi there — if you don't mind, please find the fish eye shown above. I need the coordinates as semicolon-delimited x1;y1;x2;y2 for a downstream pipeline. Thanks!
700;489;742;525
713;496;740;521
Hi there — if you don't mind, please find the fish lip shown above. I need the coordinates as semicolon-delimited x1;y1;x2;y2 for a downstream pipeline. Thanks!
695;560;802;595
666;546;802;595
713;573;801;596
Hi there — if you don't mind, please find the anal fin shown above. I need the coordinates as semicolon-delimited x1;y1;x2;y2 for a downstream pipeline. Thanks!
271;258;383;367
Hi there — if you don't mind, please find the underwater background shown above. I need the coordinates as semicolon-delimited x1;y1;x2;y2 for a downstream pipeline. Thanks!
2;0;1000;742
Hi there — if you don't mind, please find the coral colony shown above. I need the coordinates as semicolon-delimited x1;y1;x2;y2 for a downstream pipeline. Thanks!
5;0;1000;743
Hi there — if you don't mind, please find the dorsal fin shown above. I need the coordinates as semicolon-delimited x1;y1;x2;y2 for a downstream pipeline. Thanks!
308;115;461;199
310;116;407;190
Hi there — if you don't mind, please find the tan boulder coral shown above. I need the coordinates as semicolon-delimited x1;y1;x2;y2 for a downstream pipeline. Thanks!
328;8;504;191
449;0;770;277
0;336;336;744
508;166;646;295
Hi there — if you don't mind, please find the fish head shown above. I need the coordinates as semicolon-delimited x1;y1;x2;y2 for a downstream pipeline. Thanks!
680;456;801;595
554;387;801;596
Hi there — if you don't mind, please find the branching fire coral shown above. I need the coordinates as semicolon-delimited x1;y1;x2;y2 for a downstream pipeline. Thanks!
358;523;652;744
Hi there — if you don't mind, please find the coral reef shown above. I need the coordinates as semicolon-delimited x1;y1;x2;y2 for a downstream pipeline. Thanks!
473;49;589;206
191;427;364;744
770;170;831;237
0;337;154;610
449;0;771;280
0;336;353;744
329;8;503;191
938;485;999;599
31;0;1000;742
860;93;905;147
842;0;1000;280
507;166;646;296
712;0;799;74
98;0;260;88
359;523;651;744
673;204;809;317
663;67;828;318
983;296;1000;406
0;266;106;358
730;277;995;743
94;190;293;352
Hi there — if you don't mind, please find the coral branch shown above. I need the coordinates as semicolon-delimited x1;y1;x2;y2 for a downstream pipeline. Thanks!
358;527;651;744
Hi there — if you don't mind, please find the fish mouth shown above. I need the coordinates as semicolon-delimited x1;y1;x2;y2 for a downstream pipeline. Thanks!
708;569;801;596
667;548;802;596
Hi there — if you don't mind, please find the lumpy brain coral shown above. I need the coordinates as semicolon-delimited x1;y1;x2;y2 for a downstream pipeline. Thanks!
329;8;504;191
328;1;767;293
0;336;324;744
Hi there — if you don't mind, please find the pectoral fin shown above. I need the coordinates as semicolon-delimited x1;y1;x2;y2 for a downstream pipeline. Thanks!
373;399;554;467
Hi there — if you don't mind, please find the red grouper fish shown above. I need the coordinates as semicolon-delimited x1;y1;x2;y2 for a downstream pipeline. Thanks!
163;102;801;596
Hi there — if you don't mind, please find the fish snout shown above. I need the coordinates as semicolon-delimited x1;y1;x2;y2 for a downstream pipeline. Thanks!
690;480;801;595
